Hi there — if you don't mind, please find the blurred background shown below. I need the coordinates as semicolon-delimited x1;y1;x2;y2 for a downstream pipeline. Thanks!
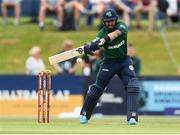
0;0;180;118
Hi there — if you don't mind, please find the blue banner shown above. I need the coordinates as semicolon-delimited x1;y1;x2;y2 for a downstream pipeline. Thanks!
0;75;85;116
140;80;180;112
1;75;180;115
0;75;84;94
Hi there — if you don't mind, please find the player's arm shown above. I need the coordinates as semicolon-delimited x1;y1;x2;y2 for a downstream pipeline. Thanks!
83;31;120;55
106;30;122;41
96;30;122;46
84;27;126;55
100;23;128;45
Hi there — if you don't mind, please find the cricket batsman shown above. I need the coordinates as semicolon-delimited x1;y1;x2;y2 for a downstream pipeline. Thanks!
80;8;139;125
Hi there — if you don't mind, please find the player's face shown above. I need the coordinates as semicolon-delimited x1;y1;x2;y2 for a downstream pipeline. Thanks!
105;20;116;29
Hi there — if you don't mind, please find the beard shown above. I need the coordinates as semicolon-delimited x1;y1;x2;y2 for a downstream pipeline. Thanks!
106;25;116;33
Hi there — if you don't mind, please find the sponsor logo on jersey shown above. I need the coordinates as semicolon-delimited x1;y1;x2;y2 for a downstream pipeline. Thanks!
108;40;125;49
120;24;126;29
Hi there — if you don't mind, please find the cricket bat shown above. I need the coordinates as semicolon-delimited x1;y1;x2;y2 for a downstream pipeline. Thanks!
49;46;84;65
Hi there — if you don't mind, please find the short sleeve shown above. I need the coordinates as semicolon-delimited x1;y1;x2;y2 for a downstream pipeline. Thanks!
117;23;128;35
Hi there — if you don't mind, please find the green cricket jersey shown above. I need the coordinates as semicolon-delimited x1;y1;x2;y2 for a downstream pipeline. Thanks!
94;21;128;59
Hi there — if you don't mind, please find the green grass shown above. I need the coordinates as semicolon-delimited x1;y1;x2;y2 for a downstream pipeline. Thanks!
0;116;179;134
0;18;180;75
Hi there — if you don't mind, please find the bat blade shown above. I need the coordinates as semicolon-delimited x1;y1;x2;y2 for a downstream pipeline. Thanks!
49;46;84;65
